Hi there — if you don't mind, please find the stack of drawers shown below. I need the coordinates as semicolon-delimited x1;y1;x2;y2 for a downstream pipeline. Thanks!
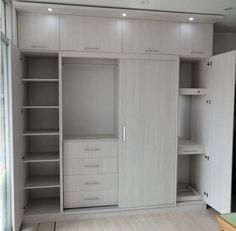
63;139;118;208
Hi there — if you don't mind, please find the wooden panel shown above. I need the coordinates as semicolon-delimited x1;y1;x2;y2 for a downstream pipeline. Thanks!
60;15;121;52
180;23;213;58
122;19;179;55
18;12;59;50
119;59;178;208
64;157;118;175
63;140;118;159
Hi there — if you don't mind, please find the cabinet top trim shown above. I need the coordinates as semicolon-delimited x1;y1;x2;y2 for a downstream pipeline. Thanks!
14;2;222;24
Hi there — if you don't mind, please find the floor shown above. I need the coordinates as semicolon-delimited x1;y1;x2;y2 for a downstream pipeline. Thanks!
22;209;220;231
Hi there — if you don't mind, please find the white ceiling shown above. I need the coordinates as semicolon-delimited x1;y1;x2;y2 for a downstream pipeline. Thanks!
16;0;236;32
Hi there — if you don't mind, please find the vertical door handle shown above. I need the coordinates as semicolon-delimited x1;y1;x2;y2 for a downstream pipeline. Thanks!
122;126;126;143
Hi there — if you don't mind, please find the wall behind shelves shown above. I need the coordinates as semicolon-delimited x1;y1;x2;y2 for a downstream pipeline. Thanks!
213;33;236;55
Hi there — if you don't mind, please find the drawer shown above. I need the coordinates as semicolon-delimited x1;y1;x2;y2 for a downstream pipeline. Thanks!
63;141;118;159
64;157;118;175
64;174;118;192
178;147;205;155
64;190;118;208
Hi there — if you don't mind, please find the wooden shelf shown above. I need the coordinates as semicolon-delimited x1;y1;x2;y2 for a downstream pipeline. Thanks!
22;106;59;109
23;129;60;136
177;184;202;202
24;175;60;189
24;198;60;216
22;78;59;82
23;153;59;163
179;88;208;96
178;138;205;155
63;134;118;141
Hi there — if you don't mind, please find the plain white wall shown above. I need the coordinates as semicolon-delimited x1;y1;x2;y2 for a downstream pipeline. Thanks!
213;33;236;55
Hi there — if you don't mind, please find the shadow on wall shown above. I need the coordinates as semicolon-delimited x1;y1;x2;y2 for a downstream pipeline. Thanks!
213;33;236;55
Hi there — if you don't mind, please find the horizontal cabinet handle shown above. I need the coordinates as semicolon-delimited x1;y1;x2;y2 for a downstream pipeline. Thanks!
145;49;160;53
84;164;100;168
184;150;198;152
84;47;100;50
191;51;205;54
31;45;47;49
84;197;100;201
84;148;101;151
84;182;100;185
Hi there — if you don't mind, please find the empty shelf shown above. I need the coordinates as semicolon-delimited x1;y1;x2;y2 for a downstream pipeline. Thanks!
22;106;59;109
24;175;60;189
178;138;205;155
22;78;59;82
23;153;59;163
24;198;60;216
23;129;60;136
177;184;202;202
179;88;208;96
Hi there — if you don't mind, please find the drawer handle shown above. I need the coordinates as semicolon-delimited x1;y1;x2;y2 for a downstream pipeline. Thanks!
84;148;101;151
84;164;100;168
84;197;100;201
191;51;204;54
31;45;47;49
84;47;100;50
122;126;126;143
145;49;160;53
84;182;100;185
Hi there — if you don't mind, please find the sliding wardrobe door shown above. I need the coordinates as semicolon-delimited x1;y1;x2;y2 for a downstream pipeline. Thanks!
119;58;178;208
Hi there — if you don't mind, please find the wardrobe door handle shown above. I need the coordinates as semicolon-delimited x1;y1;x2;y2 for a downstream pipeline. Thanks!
84;182;100;185
84;197;100;201
84;164;100;168
31;45;47;49
84;47;100;50
145;49;160;53
84;148;101;151
122;126;126;143
191;51;204;54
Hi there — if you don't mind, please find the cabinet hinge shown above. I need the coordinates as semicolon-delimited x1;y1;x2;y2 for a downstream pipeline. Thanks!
207;61;213;66
203;192;209;197
206;99;212;104
204;155;210;161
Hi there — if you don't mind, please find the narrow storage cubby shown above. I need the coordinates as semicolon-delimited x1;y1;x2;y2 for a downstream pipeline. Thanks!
177;60;208;203
22;53;61;215
24;188;60;215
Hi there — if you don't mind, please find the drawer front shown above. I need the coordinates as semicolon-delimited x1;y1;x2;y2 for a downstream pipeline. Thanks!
178;147;205;155
64;157;118;175
64;141;118;159
64;190;118;208
64;174;118;192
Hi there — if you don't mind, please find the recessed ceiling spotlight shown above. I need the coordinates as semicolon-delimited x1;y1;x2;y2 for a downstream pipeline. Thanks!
189;17;194;21
48;8;53;12
224;7;234;11
122;13;127;17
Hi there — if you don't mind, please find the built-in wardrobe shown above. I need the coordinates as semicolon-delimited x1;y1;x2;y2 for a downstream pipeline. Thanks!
11;3;236;230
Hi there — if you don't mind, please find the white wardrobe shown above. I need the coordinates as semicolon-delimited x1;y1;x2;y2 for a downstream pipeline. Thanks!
10;4;236;230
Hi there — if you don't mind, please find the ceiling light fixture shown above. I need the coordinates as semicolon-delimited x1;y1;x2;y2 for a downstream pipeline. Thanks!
122;13;127;17
189;17;194;21
48;8;53;12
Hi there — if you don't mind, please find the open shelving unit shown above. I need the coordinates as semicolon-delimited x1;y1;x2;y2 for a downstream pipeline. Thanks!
21;55;61;216
177;184;202;202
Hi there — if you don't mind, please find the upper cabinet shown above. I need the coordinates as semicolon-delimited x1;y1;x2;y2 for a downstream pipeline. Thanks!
179;23;213;58
18;12;59;51
60;15;122;52
122;19;179;55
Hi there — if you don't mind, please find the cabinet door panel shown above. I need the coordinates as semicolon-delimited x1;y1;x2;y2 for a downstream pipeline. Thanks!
119;59;178;208
60;15;121;52
18;13;59;50
122;20;179;55
180;23;213;58
206;51;236;213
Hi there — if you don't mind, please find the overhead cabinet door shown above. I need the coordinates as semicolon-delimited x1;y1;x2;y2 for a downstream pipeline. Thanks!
119;59;178;208
60;15;122;52
18;12;59;50
122;20;179;55
180;23;213;58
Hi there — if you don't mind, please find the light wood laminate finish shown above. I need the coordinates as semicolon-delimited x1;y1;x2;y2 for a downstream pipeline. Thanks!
119;59;178;208
180;23;213;58
60;15;121;52
18;12;59;50
122;19;179;55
